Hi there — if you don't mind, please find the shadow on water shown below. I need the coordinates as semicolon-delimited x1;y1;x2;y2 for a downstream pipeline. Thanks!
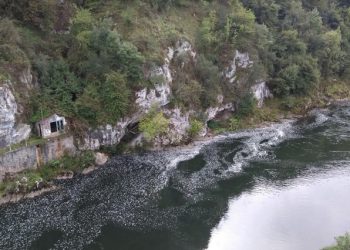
85;224;176;250
29;229;64;250
177;154;207;174
158;182;186;208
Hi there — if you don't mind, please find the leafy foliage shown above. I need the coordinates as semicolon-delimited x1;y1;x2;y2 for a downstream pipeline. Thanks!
323;232;350;250
2;0;350;133
187;119;204;138
237;93;257;117
139;109;169;141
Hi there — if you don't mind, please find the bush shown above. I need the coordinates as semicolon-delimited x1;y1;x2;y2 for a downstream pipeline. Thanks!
187;119;204;138
175;80;203;109
229;117;241;131
323;232;350;250
195;55;221;108
101;72;131;123
237;93;256;117
37;59;81;116
280;96;305;112
139;109;169;141
325;83;350;99
77;18;144;83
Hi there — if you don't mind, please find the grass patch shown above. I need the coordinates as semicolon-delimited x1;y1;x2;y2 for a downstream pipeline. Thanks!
324;82;350;99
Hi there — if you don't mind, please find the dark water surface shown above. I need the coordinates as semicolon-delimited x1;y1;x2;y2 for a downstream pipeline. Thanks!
1;106;350;250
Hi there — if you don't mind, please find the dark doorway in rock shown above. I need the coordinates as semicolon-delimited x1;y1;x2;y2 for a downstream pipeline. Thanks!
50;122;58;133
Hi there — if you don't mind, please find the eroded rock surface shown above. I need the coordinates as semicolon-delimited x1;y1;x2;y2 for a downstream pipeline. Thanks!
0;84;31;148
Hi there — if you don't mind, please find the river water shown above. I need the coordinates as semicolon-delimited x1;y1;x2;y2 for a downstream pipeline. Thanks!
1;105;350;250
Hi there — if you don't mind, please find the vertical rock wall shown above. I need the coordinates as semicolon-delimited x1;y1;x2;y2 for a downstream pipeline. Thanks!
0;136;76;180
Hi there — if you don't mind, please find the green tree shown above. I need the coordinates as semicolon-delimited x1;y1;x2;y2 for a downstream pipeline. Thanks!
175;80;203;109
102;72;130;123
237;93;256;117
317;28;344;78
224;0;256;47
72;18;144;83
75;82;101;125
199;10;218;49
195;55;221;108
323;232;350;250
39;60;81;115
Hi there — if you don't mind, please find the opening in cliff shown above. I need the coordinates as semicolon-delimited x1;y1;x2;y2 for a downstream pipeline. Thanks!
118;122;141;150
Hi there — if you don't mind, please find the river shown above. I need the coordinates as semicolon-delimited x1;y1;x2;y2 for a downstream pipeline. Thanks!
1;105;350;250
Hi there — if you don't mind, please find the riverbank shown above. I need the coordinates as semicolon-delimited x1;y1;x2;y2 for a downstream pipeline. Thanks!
0;152;108;205
1;103;350;249
0;82;349;206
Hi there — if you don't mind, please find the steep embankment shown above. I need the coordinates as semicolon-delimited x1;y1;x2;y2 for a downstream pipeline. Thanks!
1;0;350;180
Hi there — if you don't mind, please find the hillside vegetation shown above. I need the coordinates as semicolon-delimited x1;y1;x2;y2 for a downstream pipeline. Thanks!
1;0;350;132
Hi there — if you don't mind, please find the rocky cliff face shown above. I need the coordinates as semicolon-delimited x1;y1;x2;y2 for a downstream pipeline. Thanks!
81;40;201;149
225;50;253;83
0;84;31;148
224;50;273;108
81;41;274;150
80;45;175;150
251;81;273;107
154;108;191;147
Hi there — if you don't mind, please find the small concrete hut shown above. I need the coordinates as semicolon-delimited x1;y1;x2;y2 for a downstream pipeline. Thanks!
36;114;67;138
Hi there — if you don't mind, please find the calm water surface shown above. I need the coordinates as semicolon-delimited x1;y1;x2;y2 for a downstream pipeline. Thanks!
1;106;350;250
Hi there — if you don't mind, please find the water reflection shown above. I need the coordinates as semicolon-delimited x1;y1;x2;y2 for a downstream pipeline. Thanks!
206;167;350;250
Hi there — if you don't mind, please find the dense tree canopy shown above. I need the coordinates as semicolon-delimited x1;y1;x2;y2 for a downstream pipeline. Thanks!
1;0;350;128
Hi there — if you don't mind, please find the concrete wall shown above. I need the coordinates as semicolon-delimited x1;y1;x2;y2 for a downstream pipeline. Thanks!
0;136;76;180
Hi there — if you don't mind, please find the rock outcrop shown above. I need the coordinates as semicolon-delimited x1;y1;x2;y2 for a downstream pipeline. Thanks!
94;152;108;166
154;108;192;147
225;50;253;83
81;44;176;150
19;67;35;90
81;41;272;150
0;84;31;148
251;81;273;108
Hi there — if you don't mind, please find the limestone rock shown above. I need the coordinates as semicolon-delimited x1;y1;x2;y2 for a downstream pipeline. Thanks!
225;50;253;83
0;84;31;148
95;152;108;166
136;46;173;110
251;81;273;108
80;117;136;150
173;39;196;59
154;108;191;147
19;67;34;89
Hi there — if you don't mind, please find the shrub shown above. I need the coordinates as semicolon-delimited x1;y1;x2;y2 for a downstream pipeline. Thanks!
101;71;131;123
229;117;241;131
188;119;204;138
175;80;203;109
323;232;350;250
325;83;350;99
237;93;256;117
280;96;305;112
71;9;94;35
37;59;81;116
195;55;221;108
139;109;169;141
